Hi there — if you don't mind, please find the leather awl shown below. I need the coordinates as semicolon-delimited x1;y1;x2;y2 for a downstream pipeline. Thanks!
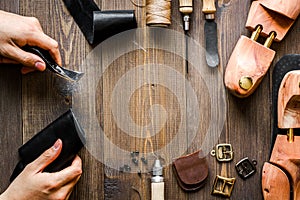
224;0;300;98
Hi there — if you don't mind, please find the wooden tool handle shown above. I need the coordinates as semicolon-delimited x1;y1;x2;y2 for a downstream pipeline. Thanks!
202;0;216;14
179;0;193;14
151;182;164;200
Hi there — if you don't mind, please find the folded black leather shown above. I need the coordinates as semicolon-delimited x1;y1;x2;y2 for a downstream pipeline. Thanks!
10;109;85;182
62;0;137;45
271;55;300;154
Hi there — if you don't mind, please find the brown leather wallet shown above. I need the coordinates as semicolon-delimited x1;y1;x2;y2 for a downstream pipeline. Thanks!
172;150;209;191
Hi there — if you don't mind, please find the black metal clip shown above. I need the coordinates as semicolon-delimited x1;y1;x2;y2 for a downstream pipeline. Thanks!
212;175;236;197
235;157;257;179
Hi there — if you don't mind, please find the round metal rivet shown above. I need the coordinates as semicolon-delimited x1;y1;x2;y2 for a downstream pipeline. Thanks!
239;76;253;90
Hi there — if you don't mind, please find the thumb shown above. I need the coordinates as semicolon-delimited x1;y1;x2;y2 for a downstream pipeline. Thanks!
29;139;62;173
4;45;46;71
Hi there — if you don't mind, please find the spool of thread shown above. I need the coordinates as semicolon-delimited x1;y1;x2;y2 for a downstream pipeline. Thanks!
146;0;171;27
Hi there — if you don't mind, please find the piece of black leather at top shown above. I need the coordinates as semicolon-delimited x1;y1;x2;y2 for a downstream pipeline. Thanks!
62;0;137;45
62;0;100;44
271;54;300;154
93;10;137;44
10;109;85;181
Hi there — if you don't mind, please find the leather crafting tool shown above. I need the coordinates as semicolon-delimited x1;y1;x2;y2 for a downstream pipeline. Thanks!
172;150;209;191
202;0;219;68
224;0;300;98
10;109;86;182
262;55;300;199
179;0;193;31
151;159;164;200
23;46;84;82
62;0;137;45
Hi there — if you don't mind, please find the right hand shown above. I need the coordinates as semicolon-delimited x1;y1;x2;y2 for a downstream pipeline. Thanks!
0;10;62;74
0;139;82;200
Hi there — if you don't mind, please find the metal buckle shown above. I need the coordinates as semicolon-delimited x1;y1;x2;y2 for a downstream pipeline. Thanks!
210;144;234;162
235;157;257;179
212;175;236;197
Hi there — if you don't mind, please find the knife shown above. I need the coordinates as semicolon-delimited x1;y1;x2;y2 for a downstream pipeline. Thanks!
202;0;219;68
23;46;84;82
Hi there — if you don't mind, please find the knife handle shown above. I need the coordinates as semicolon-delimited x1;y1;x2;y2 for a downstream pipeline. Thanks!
179;0;193;14
202;0;216;19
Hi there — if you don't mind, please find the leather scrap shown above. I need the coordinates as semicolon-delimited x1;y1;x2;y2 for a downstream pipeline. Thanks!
62;0;137;45
172;150;209;191
10;109;86;182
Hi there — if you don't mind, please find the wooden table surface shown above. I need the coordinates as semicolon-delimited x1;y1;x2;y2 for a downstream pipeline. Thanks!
0;0;299;199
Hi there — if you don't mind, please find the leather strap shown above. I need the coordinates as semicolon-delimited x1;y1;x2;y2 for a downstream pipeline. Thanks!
62;0;137;45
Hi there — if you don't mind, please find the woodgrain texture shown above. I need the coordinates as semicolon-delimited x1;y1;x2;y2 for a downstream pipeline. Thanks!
0;0;299;199
0;0;22;194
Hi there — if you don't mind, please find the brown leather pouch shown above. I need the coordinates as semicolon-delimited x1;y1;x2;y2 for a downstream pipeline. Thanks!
172;150;209;191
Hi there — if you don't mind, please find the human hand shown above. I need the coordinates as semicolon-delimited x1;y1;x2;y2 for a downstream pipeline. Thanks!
0;139;82;200
0;10;62;74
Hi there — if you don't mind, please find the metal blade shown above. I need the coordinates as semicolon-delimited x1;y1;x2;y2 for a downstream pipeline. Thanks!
204;21;219;68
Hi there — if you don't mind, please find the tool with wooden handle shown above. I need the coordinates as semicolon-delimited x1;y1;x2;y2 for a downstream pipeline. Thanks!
179;0;193;31
202;0;219;67
151;159;164;200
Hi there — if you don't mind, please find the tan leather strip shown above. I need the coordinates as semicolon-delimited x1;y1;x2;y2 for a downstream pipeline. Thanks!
246;1;294;42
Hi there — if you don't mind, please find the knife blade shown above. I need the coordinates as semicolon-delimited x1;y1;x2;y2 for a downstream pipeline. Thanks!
202;0;219;68
23;46;84;82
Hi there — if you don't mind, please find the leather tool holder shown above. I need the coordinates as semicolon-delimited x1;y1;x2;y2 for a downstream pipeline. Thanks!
224;0;300;98
63;0;137;45
262;55;300;199
172;150;209;191
10;109;86;182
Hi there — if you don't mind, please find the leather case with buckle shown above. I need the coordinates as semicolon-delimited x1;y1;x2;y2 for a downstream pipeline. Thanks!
10;109;86;182
172;150;209;191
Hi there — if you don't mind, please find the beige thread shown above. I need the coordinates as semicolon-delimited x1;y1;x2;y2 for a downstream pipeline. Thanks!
146;0;171;27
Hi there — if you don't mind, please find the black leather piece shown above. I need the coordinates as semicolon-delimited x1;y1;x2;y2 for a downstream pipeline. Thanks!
271;55;300;155
62;0;137;45
10;109;85;182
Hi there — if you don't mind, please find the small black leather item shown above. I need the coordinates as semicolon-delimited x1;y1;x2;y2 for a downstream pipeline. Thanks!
271;54;300;153
62;0;137;45
10;109;85;182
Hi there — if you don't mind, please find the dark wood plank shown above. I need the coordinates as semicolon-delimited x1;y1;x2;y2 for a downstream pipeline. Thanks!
0;0;22;194
19;0;104;199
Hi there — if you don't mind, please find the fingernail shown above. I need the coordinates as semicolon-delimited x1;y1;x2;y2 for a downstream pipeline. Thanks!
53;140;61;151
35;61;46;71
